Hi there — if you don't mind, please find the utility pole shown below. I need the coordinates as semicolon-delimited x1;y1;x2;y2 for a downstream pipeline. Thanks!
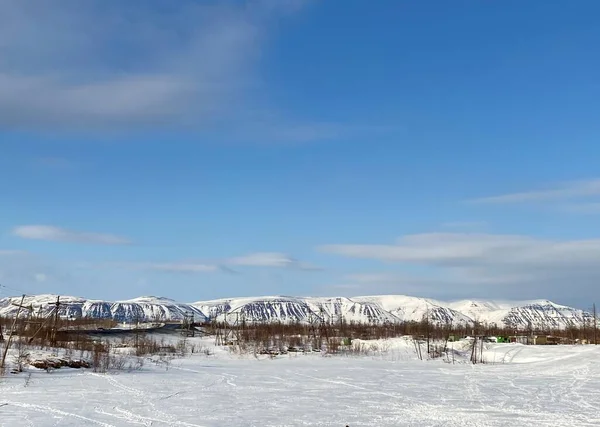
425;303;430;357
1;294;26;372
47;296;61;346
27;305;59;345
593;303;597;345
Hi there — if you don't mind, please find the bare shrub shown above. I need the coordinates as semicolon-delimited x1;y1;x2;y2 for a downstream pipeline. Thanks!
109;354;127;371
12;338;30;373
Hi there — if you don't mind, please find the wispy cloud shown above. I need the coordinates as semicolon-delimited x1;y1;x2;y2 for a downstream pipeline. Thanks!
140;262;218;273
561;202;600;215
227;252;297;268
13;225;131;245
0;1;304;132
441;221;487;229
319;232;600;300
0;250;27;256
34;273;47;283
469;179;600;204
227;252;322;270
102;260;219;274
33;157;74;169
114;252;319;275
320;233;539;264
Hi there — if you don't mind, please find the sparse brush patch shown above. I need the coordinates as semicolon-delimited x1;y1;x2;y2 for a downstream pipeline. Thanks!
12;338;31;373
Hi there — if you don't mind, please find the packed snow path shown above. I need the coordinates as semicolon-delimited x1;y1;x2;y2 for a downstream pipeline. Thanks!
1;343;599;426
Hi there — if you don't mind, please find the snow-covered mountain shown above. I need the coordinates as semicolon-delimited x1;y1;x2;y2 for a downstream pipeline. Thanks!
192;295;596;330
195;296;401;324
446;299;595;330
0;294;206;323
193;295;596;330
0;293;594;330
353;295;472;324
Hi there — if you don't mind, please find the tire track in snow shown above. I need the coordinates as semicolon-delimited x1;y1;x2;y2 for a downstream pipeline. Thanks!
89;373;147;398
290;371;410;401
2;401;116;427
89;372;209;426
94;407;208;427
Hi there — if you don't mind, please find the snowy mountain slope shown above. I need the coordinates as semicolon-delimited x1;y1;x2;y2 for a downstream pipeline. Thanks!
500;300;594;330
306;297;401;324
0;293;595;329
353;295;472;325
197;296;315;324
194;296;401;324
194;294;595;329
447;299;595;330
0;294;206;323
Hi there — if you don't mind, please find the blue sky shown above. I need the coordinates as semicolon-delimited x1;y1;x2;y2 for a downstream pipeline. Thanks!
1;0;600;307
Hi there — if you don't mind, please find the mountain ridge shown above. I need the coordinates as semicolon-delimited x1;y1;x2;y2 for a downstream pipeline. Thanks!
0;293;595;329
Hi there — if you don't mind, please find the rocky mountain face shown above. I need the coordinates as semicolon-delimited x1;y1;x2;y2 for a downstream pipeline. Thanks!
0;295;206;323
0;293;594;330
193;295;594;330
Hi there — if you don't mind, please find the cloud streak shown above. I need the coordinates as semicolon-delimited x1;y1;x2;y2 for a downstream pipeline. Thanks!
0;0;297;131
562;203;600;215
319;232;600;301
13;225;131;245
320;232;600;267
470;179;600;204
0;250;27;256
227;252;297;268
139;262;218;273
112;252;318;275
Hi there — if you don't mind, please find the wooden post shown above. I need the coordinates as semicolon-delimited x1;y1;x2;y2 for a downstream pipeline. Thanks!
1;294;26;372
593;303;597;345
425;304;430;357
47;296;61;346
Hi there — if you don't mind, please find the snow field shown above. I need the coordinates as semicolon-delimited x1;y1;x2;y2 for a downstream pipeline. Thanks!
1;337;599;426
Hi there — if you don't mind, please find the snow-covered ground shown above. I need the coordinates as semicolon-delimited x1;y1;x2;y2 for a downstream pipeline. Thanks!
1;338;599;426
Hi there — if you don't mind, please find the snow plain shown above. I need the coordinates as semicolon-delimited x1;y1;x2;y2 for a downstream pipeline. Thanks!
1;338;599;426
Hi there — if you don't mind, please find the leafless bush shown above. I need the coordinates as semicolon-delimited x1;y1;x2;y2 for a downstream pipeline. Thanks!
127;357;144;371
176;337;188;357
91;341;109;373
12;338;30;372
109;354;127;371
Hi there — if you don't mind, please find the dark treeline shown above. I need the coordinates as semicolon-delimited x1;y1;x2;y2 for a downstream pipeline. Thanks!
204;317;598;352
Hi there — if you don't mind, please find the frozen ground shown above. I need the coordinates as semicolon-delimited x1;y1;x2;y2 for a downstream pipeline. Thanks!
1;338;599;426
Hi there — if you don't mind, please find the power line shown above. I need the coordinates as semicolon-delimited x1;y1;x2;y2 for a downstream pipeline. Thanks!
0;282;32;298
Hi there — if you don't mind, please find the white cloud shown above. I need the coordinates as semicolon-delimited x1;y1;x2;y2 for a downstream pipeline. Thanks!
116;252;318;275
13;225;131;245
470;178;600;204
319;232;600;301
562;203;600;215
320;232;600;267
34;273;47;283
226;252;322;270
0;250;27;256
227;252;296;267
0;1;299;131
0;1;397;142
34;157;74;169
320;233;542;264
144;263;218;273
112;261;218;274
0;0;258;128
441;221;487;229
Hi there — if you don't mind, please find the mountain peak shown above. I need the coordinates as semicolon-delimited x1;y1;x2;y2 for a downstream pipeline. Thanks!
0;293;593;329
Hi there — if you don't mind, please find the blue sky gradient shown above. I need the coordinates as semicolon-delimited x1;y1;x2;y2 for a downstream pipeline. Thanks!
1;0;600;307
